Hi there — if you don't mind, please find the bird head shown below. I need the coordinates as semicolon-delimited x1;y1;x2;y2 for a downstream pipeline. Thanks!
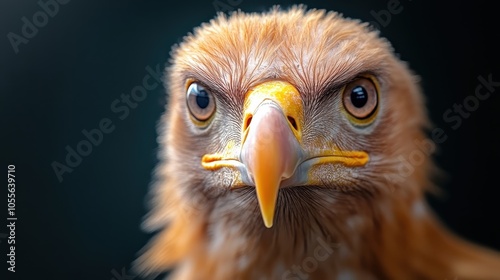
136;7;500;279
145;5;431;244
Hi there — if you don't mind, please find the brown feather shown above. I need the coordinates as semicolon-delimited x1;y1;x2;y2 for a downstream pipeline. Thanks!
136;6;500;279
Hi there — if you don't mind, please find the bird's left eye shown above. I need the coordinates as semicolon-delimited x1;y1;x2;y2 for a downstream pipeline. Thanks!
342;77;379;123
186;82;216;123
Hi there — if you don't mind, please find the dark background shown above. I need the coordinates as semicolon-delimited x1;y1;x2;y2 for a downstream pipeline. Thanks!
1;0;499;279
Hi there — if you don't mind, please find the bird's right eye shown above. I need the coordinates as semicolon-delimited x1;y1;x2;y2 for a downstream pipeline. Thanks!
186;82;216;123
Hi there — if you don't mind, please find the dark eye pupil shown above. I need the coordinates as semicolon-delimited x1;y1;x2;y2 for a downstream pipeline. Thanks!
195;89;209;109
351;86;368;108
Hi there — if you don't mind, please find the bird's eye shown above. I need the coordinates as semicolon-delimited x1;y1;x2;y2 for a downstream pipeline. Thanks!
186;82;216;123
342;77;379;123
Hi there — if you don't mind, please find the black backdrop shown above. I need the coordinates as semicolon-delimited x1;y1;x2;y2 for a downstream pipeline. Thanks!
1;0;499;279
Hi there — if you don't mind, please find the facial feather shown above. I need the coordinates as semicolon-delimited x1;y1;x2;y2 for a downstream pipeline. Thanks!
136;5;500;280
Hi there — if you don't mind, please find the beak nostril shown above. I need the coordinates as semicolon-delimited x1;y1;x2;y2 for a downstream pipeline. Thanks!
244;115;253;130
287;116;298;130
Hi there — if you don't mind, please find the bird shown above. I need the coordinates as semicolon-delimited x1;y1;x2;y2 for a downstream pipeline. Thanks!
136;5;500;280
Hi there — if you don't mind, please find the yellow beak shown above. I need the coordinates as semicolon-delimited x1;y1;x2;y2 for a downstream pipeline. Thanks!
240;81;304;228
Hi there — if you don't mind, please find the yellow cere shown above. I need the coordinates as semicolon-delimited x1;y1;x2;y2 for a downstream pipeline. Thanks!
243;81;304;143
